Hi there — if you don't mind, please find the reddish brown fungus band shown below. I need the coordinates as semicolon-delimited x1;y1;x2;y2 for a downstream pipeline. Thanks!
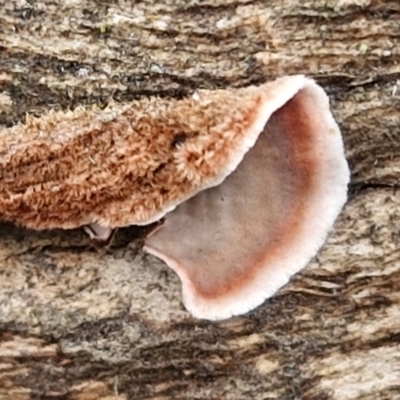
144;76;349;320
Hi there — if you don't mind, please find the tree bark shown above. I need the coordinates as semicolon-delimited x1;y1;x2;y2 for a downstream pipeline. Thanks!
0;1;399;399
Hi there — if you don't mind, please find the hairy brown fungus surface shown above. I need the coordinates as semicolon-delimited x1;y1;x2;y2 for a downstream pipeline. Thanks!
0;75;349;320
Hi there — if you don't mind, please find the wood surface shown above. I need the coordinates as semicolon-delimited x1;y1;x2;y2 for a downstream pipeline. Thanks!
0;1;399;399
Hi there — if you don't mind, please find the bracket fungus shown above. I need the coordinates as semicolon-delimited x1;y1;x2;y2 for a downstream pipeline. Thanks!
0;75;349;320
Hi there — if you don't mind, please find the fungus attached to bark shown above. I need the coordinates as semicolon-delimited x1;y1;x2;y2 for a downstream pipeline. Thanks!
0;75;349;320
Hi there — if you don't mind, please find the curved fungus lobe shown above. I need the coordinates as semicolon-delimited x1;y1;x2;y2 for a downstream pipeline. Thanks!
0;75;349;320
144;76;350;320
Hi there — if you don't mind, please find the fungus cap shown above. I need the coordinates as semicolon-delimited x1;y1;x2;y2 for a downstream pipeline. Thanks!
0;75;349;320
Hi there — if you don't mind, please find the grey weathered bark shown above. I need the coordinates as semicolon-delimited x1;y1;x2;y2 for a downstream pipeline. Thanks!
0;1;399;399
